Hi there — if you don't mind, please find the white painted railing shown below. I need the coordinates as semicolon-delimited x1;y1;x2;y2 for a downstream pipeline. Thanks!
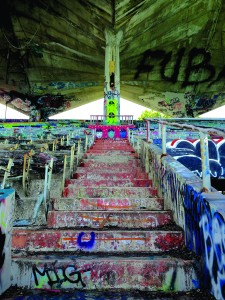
144;118;225;191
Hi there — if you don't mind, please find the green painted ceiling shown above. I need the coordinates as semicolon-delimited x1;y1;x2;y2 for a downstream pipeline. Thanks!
0;0;225;118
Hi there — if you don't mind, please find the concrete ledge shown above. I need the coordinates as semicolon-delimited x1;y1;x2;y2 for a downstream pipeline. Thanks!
11;255;199;291
12;229;184;253
53;197;164;211
47;210;172;229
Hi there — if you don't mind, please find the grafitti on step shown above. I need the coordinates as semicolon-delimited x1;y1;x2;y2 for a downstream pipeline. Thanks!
32;261;91;288
77;232;95;249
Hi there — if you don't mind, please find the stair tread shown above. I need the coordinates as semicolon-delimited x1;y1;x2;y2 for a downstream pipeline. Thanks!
1;288;215;300
11;138;198;294
12;254;193;261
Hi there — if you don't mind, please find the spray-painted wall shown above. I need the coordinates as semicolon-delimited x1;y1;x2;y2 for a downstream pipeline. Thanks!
142;140;225;299
0;188;15;295
166;138;225;179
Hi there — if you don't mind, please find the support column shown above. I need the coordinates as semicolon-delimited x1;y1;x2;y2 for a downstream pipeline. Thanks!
115;31;123;120
104;29;123;126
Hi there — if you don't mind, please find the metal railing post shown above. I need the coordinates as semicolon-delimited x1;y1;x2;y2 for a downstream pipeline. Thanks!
161;123;167;155
61;154;67;196
70;144;75;177
77;139;81;165
85;134;88;152
1;158;14;189
146;120;151;142
200;132;211;191
137;137;140;157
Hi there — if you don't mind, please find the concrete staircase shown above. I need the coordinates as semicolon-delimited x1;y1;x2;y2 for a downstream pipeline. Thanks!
10;138;199;296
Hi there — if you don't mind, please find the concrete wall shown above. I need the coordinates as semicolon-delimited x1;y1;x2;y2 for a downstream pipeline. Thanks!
0;188;15;295
142;140;225;300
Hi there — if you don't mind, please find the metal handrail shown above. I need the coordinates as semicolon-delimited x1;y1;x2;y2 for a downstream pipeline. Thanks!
132;118;225;192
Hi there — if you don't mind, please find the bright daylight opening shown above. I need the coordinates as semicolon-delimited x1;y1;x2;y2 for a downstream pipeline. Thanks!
0;103;29;119
49;98;149;120
0;100;224;120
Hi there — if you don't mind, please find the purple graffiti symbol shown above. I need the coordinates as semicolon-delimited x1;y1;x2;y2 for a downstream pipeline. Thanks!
0;228;5;269
77;232;95;249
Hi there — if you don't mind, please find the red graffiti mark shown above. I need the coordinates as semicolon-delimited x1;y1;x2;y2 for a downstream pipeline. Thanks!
155;233;184;251
80;199;137;210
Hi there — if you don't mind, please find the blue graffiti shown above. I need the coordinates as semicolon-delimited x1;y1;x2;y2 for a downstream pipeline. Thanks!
166;138;225;178
77;232;95;249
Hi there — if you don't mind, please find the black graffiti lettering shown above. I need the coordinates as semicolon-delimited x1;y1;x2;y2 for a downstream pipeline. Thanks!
160;48;185;83
0;228;5;269
134;47;225;86
134;49;166;79
33;262;90;288
182;48;215;87
64;265;91;287
33;261;61;287
208;65;225;87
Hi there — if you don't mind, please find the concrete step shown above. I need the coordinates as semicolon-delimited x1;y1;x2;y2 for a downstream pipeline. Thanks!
90;147;134;151
13;196;46;226
73;172;148;180
63;186;158;198
73;170;148;179
1;288;216;300
87;149;136;154
12;229;184;253
65;179;152;187
75;166;144;172
79;160;141;168
53;197;164;211
84;152;138;158
47;210;172;229
11;255;199;291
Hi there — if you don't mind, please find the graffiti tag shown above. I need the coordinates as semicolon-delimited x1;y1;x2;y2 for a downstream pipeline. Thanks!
0;228;5;269
32;261;91;288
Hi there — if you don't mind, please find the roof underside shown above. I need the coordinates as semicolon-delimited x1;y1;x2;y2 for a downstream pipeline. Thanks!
0;0;225;118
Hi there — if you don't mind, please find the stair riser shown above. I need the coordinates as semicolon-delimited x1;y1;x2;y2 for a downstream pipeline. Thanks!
75;167;144;173
90;144;134;152
80;161;140;168
87;150;135;154
53;198;163;211
84;153;138;158
12;230;184;253
11;258;198;291
63;186;157;198
47;211;172;229
73;172;148;180
65;179;152;187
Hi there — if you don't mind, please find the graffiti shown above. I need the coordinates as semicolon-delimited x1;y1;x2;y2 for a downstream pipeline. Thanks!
32;81;100;93
121;80;148;86
200;212;225;299
32;261;91;288
0;228;5;269
0;89;75;121
146;142;225;298
158;97;183;113
183;184;225;299
77;232;95;249
166;138;225;179
135;47;224;87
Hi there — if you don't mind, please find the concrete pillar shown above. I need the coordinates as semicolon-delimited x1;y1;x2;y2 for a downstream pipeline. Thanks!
115;31;123;120
104;29;123;125
0;188;15;295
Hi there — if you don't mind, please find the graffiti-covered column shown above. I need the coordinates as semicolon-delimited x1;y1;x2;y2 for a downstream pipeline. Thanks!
115;31;123;121
104;29;123;126
0;189;15;295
